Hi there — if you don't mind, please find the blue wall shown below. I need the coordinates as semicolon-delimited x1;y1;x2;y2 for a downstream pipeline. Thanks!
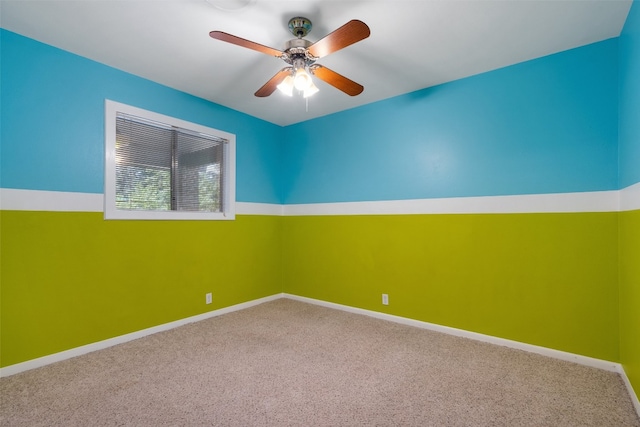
282;39;619;204
619;0;640;188
0;29;628;204
0;29;283;204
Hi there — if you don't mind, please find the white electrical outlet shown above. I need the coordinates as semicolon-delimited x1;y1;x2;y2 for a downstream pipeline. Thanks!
382;294;389;305
206;293;212;304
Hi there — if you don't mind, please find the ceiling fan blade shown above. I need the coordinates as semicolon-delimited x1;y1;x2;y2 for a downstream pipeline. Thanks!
310;65;364;96
255;68;292;97
307;20;370;58
209;31;284;57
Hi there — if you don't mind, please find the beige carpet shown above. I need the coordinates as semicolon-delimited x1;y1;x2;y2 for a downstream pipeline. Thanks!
1;298;638;426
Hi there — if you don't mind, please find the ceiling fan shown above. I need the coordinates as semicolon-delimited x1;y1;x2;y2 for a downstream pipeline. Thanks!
209;17;370;98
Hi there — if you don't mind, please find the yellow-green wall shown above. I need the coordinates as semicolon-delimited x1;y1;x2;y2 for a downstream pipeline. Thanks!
620;209;640;396
0;210;282;367
0;208;626;368
282;212;620;361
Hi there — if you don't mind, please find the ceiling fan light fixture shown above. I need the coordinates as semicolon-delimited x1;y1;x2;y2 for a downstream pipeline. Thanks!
303;81;319;98
277;75;294;96
210;18;369;98
293;67;313;91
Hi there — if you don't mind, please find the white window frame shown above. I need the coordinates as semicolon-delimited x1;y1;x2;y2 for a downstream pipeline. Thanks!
104;100;235;220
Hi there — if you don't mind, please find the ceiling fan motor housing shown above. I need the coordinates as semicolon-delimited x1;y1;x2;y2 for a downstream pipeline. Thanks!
285;38;312;50
283;38;316;67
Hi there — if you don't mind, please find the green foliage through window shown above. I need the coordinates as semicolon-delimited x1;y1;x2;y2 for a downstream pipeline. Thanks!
116;165;171;211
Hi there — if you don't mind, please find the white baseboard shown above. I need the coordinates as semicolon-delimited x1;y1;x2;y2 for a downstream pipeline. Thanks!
282;294;620;371
3;291;638;419
620;365;640;418
283;293;640;417
0;291;625;375
0;294;281;378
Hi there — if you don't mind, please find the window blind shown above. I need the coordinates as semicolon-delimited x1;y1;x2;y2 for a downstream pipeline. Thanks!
115;112;226;212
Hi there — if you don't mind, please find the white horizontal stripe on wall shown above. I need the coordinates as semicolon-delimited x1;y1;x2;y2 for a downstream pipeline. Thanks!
0;188;104;212
283;190;620;216
0;189;281;216
2;185;639;215
620;181;640;211
236;202;283;216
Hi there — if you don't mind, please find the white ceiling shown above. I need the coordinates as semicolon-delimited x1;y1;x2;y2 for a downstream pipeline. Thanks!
0;0;632;126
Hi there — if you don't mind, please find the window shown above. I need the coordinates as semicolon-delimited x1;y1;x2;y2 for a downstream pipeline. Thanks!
104;100;235;220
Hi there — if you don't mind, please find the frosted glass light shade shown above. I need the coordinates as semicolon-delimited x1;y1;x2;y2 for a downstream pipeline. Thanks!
293;68;312;91
277;75;294;96
303;81;319;98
